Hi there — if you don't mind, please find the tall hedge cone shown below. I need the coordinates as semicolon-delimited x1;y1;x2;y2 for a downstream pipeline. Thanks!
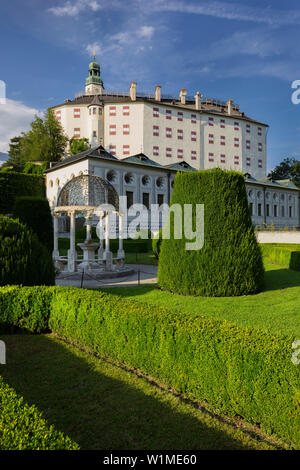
158;169;264;296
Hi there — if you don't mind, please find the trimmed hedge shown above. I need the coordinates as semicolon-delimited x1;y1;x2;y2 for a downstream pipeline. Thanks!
0;376;79;450
13;197;53;252
0;286;55;333
261;245;300;271
0;172;45;214
0;286;298;447
158;169;264;296
0;216;55;286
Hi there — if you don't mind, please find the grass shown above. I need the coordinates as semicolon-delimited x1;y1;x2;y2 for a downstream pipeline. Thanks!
0;334;285;450
102;264;300;338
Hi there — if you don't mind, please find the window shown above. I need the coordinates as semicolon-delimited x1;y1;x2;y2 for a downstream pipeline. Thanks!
153;125;159;136
289;206;293;217
109;124;116;135
56;110;61;120
220;154;226;164
208;152;214;162
258;127;262;136
73;108;80;118
258;143;263;152
191;150;197;160
166;109;172;120
281;206;285;217
126;191;134;209
208;117;214;126
177;149;183;159
123;145;130;155
166;127;172;138
246;157;251;167
234;137;239;147
93;131;97;137
157;194;164;206
107;170;116;182
143;193;150;210
93;107;96;115
191;114;196;124
258;159;263;168
246;124;251;134
153;146;159;156
258;204;262;216
266;204;270;217
191;131;196;142
123;106;130;116
234;156;239;165
234;121;239;131
209;134;214;144
220;119;225;129
220;135;225;146
89;108;91;115
123;124;130;135
177;111;183;121
98;108;102;115
109;145;116;155
246;140;250;150
109;106;116;116
177;129;183;140
166;147;172;158
74;128;80;138
249;203;253;216
274;205;278;217
153;107;159;118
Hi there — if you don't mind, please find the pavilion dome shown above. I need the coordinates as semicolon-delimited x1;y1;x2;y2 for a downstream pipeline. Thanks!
57;174;119;210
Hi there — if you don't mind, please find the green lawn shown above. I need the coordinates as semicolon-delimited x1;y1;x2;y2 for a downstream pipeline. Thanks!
0;334;285;450
102;264;300;337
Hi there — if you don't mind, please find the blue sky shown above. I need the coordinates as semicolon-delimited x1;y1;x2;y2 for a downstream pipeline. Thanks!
1;0;300;172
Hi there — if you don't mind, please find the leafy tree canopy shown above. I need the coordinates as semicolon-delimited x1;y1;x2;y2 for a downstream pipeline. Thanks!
268;157;300;187
5;109;68;171
69;137;89;156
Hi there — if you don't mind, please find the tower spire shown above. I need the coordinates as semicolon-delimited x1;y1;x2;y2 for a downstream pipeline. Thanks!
85;55;104;95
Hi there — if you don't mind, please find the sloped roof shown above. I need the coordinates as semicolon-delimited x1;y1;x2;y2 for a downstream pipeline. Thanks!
121;153;164;168
164;161;196;172
44;145;117;173
245;174;299;191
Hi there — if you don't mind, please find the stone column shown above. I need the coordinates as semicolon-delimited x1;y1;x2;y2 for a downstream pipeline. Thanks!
85;214;92;242
117;213;125;259
52;214;59;262
97;215;104;260
68;211;77;272
104;212;112;271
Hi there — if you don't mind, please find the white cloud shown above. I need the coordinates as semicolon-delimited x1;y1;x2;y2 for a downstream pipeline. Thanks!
149;0;300;26
137;26;155;40
48;0;102;17
0;99;39;153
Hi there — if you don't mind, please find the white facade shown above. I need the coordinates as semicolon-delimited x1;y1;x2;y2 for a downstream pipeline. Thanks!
47;60;298;229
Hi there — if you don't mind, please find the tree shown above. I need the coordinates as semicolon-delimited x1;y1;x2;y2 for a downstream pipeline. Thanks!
5;135;26;171
69;137;89;156
6;109;68;171
158;169;264;297
268;157;300;187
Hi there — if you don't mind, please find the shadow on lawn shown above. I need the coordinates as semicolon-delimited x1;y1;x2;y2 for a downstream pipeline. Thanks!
263;267;300;291
0;334;279;450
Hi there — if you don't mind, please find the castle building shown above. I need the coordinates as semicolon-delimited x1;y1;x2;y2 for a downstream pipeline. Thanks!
45;57;300;229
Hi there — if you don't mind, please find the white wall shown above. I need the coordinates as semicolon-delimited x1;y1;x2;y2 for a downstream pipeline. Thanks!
256;231;300;243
